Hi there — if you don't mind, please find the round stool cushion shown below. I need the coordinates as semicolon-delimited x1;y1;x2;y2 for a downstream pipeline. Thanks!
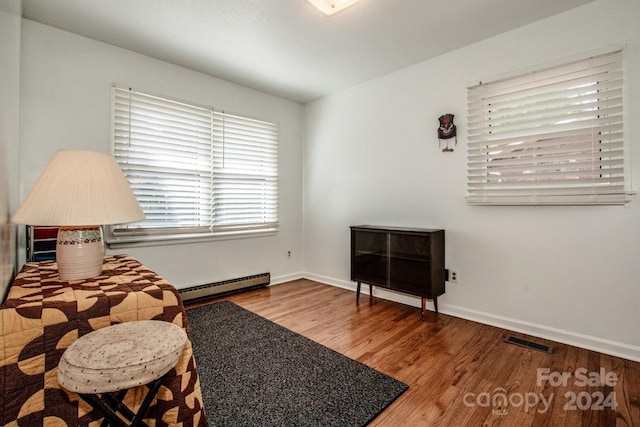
57;320;187;394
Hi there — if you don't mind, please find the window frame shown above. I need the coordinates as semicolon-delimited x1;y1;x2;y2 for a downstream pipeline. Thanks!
106;86;279;248
466;44;634;206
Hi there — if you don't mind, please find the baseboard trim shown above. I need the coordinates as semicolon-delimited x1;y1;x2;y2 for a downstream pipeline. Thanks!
302;272;640;363
270;271;305;286
442;303;640;363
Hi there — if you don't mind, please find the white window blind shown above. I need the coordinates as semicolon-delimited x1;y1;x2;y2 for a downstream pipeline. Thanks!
467;48;632;206
110;86;278;243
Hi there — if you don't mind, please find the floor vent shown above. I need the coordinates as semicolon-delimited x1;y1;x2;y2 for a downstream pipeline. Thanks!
179;273;270;304
504;335;553;354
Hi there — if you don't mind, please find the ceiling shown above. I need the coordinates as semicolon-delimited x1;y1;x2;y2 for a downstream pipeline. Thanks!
22;0;595;104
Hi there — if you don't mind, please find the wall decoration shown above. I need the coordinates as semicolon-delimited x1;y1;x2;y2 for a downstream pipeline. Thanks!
437;113;457;152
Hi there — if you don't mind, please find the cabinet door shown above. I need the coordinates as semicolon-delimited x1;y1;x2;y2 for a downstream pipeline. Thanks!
389;233;430;296
351;230;388;286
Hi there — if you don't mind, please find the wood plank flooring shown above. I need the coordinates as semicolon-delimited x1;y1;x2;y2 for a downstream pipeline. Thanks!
186;279;640;426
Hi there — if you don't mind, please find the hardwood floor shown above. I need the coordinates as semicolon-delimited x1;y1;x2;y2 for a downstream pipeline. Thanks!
186;279;640;426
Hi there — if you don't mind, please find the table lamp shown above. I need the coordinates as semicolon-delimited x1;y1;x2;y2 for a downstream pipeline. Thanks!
11;150;145;281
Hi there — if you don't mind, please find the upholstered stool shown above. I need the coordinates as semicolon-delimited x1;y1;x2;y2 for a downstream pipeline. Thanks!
57;320;187;427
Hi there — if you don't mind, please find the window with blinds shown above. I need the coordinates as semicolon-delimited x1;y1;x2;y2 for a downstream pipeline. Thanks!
109;86;278;244
467;47;632;206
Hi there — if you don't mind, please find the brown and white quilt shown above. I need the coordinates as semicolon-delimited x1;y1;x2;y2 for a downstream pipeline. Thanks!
0;254;207;426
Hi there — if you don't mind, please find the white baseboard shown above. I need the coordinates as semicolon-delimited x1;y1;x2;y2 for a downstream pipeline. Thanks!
301;272;640;363
270;271;305;286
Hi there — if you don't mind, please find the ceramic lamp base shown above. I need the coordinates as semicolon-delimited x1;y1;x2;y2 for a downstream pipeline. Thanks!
56;226;104;281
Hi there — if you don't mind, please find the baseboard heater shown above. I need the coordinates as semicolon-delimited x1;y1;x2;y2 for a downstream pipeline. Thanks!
178;272;270;304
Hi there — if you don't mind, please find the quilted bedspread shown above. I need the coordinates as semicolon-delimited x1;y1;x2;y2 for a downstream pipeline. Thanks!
0;254;207;426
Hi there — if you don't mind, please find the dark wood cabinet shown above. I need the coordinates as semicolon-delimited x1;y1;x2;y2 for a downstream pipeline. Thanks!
351;225;445;320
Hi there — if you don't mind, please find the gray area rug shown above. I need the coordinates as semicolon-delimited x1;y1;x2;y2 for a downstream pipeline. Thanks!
186;301;408;426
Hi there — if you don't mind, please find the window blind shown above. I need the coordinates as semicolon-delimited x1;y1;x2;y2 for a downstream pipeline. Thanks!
211;112;279;229
110;86;278;243
467;48;631;205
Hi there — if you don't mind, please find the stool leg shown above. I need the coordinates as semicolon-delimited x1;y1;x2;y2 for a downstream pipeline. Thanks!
79;373;169;427
80;394;129;427
103;390;136;422
130;374;168;427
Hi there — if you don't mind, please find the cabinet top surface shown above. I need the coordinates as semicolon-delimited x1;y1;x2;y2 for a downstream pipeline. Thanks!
351;225;444;233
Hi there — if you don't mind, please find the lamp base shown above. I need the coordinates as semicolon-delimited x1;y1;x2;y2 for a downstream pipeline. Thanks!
56;226;104;281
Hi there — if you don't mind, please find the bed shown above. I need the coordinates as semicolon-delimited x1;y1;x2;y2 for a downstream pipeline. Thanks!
0;254;207;426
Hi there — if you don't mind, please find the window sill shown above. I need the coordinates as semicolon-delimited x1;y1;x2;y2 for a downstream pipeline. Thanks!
466;190;636;206
106;227;279;249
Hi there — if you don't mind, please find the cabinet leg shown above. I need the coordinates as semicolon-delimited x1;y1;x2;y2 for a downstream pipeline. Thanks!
434;297;438;314
369;284;373;299
421;298;426;321
356;282;361;304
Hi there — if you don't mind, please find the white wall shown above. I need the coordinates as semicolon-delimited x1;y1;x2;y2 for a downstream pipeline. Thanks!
303;0;640;361
19;20;304;288
0;0;21;301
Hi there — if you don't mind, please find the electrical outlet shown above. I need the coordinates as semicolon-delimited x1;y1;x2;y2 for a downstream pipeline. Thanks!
287;250;291;258
449;269;458;283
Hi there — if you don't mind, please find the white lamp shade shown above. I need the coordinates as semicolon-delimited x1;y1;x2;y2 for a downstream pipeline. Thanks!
11;150;145;226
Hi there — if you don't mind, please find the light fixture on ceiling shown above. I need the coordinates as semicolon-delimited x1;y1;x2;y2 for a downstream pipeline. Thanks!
307;0;361;16
11;150;145;281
